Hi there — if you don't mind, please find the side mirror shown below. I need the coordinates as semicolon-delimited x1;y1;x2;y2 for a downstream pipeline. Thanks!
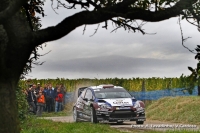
83;98;88;102
89;99;94;102
78;91;82;97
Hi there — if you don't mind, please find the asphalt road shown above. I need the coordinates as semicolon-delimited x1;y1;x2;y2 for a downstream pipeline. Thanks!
43;116;199;132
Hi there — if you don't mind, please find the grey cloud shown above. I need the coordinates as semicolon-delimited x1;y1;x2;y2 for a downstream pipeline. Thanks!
31;55;196;77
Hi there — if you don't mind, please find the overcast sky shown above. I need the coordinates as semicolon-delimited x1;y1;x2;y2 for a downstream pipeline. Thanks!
28;1;200;79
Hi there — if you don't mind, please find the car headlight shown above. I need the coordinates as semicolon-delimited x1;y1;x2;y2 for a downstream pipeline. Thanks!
133;101;140;108
98;103;112;109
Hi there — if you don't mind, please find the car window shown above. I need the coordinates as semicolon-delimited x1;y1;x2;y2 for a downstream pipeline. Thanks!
80;89;86;98
95;93;106;98
94;88;132;98
84;89;93;100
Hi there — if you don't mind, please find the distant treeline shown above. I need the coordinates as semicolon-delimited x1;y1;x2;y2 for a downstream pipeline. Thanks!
19;75;193;92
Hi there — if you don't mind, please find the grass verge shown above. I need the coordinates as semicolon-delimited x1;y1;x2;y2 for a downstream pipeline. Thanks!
41;102;73;117
21;116;167;133
21;117;127;133
21;117;200;133
146;96;200;125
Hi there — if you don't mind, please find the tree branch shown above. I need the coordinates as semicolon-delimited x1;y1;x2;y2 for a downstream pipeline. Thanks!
0;0;27;24
32;0;198;46
178;16;195;54
124;0;196;22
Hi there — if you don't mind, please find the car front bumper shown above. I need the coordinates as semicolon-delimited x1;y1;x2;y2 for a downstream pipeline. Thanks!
96;110;146;122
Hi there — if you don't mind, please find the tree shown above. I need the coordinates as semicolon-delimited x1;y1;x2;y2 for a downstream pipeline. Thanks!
0;0;200;132
187;45;200;95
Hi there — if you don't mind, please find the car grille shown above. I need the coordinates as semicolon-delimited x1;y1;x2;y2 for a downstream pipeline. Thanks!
110;110;136;118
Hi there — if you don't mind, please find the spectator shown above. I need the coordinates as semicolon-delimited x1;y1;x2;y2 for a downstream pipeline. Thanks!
27;86;36;114
32;84;38;110
36;83;41;92
46;84;55;112
54;83;60;93
60;83;66;110
36;89;45;117
43;84;49;112
43;84;48;95
55;88;63;112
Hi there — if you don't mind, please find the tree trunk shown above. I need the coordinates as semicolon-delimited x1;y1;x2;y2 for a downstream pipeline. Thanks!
0;82;20;133
0;8;33;132
198;86;200;96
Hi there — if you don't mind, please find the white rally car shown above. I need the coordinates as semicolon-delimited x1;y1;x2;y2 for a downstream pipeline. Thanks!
73;84;146;124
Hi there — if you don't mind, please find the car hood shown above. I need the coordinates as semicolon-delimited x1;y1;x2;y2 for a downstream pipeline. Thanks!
101;98;133;106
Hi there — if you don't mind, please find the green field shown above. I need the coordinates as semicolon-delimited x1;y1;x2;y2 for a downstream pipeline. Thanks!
146;96;200;125
20;75;194;92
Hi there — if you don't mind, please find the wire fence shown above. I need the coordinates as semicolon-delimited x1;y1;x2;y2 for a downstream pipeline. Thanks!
65;92;74;103
130;86;198;100
64;87;198;103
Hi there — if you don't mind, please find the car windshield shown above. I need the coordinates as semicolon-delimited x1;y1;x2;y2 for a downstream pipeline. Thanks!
94;88;132;99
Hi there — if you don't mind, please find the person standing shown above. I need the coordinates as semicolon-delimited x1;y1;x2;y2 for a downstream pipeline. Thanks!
54;83;60;93
60;83;66;110
36;83;41;92
27;86;36;114
32;84;38;111
55;88;63;112
46;84;55;112
43;83;49;112
36;90;45;117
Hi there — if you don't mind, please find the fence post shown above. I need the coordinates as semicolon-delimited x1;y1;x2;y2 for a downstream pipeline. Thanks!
141;80;146;103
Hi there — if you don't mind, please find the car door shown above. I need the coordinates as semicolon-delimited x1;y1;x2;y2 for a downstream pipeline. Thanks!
76;89;86;119
82;89;94;120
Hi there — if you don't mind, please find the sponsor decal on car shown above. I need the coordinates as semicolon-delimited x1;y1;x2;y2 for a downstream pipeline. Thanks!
102;98;132;106
113;99;129;104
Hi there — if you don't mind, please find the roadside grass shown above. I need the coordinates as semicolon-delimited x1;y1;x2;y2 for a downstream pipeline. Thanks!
21;116;165;133
146;96;200;125
21;118;127;133
166;131;200;133
20;117;200;133
42;102;73;117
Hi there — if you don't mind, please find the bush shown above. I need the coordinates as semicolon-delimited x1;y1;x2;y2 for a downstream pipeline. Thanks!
16;84;29;123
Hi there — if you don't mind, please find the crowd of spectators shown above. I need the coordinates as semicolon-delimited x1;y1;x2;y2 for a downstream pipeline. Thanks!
24;82;66;116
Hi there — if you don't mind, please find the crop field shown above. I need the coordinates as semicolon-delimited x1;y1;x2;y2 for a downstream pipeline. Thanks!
19;75;194;92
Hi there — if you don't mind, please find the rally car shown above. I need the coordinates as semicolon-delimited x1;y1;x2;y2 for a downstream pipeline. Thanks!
73;84;145;124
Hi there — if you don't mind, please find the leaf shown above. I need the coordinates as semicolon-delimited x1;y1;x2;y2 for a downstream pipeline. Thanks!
195;54;200;60
188;67;195;72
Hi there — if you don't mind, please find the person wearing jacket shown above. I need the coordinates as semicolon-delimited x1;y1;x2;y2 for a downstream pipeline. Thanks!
55;87;63;112
27;86;36;114
36;89;45;117
46;84;55;112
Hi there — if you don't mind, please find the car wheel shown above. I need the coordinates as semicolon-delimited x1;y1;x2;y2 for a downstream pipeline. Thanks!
136;121;144;124
90;107;98;123
73;107;79;122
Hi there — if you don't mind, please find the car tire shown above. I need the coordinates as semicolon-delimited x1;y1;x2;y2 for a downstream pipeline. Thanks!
90;107;98;123
136;121;144;124
73;107;79;122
